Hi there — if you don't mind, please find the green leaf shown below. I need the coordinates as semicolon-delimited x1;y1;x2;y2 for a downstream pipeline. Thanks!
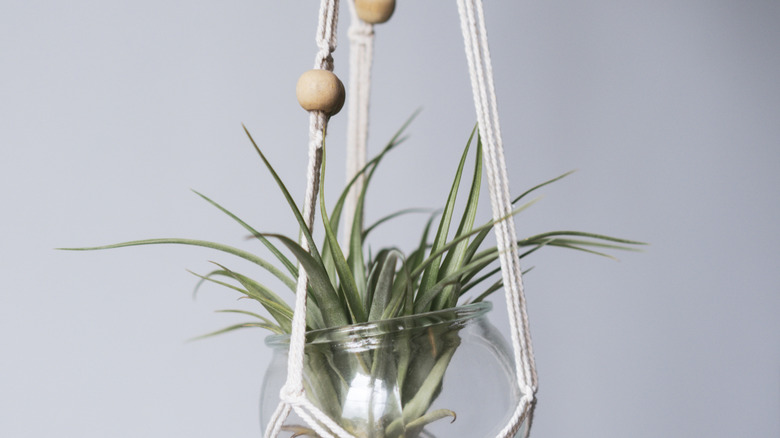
415;250;499;313
206;263;293;333
458;265;501;297
190;268;331;329
459;225;492;266
214;309;277;322
242;125;324;267
471;267;534;303
387;337;460;436
189;321;285;341
512;170;576;204
320;114;417;294
362;208;431;240
190;268;246;297
264;233;350;328
417;132;473;311
380;252;416;320
407;211;440;273
192;189;298;279
327;111;419;238
534;237;642;252
471;279;505;303
60;238;297;291
408;198;540;287
367;250;400;321
279;426;318;437
436;131;482;308
520;230;647;246
405;409;457;435
363;248;388;315
318;149;366;324
347;166;369;300
344;117;419;298
542;240;620;259
458;245;546;297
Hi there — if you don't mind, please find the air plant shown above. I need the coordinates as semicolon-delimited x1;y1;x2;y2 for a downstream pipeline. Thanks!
63;116;642;436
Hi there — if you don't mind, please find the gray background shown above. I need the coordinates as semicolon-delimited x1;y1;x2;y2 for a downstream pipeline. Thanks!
2;1;779;437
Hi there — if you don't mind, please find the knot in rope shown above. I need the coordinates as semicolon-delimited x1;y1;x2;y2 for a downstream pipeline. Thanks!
520;384;536;400
348;22;374;44
316;37;338;54
313;0;339;70
279;384;306;406
315;50;335;71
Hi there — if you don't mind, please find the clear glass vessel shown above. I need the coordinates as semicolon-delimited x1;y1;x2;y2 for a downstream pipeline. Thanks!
260;302;529;437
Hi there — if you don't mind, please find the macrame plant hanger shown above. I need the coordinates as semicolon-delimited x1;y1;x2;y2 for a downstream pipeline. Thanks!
265;1;537;437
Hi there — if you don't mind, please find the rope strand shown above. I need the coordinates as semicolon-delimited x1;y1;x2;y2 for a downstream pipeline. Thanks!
343;2;375;242
456;0;537;434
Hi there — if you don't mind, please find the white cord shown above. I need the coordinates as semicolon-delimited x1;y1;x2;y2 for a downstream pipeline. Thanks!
342;2;374;242
456;0;538;435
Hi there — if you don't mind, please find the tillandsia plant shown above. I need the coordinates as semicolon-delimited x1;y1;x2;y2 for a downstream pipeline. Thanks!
64;116;643;436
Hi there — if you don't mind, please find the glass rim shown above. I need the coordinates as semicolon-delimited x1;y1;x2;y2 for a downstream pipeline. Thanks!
265;301;492;347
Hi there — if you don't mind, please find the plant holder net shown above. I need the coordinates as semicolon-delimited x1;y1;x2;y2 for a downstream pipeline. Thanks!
265;1;537;437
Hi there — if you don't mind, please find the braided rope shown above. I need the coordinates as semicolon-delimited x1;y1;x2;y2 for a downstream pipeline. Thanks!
342;1;375;241
456;0;538;435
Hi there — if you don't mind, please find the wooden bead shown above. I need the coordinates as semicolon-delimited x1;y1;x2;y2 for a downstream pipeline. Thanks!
296;70;346;115
355;0;395;24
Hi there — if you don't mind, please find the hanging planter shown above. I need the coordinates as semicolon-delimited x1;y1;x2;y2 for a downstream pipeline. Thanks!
64;123;640;436
62;0;643;437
